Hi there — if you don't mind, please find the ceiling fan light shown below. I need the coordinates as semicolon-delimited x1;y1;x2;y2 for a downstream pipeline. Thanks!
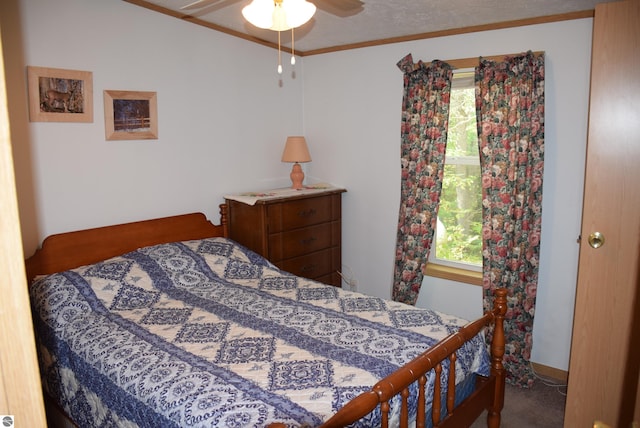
242;0;275;29
243;0;316;31
271;5;291;31
282;0;316;29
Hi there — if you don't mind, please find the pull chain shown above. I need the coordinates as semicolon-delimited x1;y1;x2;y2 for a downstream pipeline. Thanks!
291;28;296;66
277;31;283;74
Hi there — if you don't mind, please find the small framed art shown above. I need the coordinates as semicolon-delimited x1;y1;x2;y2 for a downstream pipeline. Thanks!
103;90;158;141
27;66;93;122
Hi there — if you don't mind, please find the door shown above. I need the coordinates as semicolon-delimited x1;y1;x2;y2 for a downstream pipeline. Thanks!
564;1;640;427
0;26;48;427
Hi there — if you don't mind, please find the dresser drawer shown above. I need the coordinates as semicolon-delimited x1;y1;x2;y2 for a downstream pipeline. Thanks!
276;247;340;280
267;195;335;232
268;222;340;261
225;188;345;286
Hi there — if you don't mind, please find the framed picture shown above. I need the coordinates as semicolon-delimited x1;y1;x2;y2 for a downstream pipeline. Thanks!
27;66;93;122
103;90;158;141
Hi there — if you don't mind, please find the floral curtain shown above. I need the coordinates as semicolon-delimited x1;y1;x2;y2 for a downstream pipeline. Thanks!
475;51;545;387
392;54;453;305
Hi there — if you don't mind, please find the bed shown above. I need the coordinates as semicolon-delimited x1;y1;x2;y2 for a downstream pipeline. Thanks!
25;207;507;428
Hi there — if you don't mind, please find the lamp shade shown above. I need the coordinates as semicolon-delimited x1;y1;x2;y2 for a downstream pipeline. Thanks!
281;0;316;29
242;0;316;31
241;0;275;29
281;136;311;163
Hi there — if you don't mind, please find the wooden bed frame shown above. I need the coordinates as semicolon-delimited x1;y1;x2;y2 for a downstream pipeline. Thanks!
25;207;507;428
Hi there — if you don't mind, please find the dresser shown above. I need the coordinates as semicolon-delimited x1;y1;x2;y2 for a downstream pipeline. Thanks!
225;186;346;287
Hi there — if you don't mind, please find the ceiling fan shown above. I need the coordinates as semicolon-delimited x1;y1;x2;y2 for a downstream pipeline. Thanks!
180;0;364;19
179;0;363;74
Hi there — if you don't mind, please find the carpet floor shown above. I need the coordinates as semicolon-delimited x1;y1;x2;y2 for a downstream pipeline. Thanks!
470;377;567;427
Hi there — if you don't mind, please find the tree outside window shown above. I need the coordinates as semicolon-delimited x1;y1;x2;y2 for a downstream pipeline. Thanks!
432;72;482;270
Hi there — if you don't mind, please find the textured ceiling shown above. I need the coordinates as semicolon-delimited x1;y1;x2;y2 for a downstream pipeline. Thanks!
125;0;605;54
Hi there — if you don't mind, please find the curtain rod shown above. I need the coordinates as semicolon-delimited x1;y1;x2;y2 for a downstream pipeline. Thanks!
429;51;544;70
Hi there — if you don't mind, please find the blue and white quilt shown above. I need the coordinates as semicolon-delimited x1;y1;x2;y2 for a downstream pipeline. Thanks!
30;237;490;427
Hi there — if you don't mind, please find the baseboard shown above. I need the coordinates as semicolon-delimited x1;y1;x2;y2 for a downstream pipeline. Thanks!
531;362;568;383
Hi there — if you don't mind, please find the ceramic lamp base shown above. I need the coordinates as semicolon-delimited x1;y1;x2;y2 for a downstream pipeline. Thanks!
290;163;304;189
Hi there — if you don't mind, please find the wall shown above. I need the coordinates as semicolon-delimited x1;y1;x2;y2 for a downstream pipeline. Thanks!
303;19;593;371
2;0;305;257
3;0;592;373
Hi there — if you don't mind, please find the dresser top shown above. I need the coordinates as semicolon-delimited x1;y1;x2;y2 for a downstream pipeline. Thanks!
225;183;345;206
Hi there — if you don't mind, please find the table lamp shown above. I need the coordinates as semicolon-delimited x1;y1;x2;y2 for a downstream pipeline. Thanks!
281;136;311;189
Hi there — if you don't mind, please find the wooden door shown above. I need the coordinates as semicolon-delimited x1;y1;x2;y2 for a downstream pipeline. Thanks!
564;1;640;427
0;26;48;427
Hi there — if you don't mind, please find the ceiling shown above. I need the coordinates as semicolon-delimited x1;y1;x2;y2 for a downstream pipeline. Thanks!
125;0;604;54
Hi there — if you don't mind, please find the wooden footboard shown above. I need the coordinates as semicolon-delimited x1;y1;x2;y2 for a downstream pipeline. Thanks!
269;288;507;428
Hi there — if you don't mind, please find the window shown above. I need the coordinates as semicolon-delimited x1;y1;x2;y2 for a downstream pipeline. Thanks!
426;71;482;284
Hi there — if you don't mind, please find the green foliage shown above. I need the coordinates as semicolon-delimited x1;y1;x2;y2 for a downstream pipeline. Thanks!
434;85;482;267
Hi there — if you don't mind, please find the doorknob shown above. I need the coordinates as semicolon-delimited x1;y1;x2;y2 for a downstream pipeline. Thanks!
588;232;605;249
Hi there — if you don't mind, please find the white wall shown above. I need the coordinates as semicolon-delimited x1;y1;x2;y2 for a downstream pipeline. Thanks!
4;0;591;372
303;20;592;371
3;0;305;255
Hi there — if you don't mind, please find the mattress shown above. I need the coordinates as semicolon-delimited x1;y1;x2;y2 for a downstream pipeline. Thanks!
30;237;490;427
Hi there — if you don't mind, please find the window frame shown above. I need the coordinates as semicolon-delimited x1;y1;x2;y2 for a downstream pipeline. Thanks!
425;70;482;286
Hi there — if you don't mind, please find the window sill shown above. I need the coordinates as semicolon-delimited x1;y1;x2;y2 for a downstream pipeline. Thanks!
424;263;482;286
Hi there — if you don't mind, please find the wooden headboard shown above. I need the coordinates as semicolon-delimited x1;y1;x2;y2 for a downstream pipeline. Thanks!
25;206;228;284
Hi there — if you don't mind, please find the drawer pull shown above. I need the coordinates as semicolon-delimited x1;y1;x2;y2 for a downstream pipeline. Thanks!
300;264;317;273
300;237;317;245
297;209;317;218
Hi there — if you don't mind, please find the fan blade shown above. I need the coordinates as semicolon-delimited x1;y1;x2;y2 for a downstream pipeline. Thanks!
314;0;364;17
180;0;222;10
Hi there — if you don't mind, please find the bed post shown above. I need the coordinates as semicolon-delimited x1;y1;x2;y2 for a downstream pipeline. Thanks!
219;204;229;238
487;288;507;428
